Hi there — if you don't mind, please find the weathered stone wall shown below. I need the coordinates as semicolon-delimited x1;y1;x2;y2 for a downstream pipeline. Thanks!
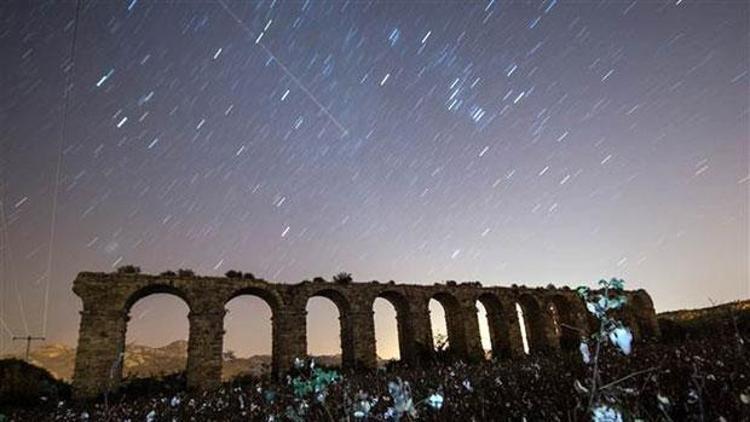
71;272;659;398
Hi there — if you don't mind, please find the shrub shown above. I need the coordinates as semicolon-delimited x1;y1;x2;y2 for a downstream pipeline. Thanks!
332;272;353;284
159;270;176;277
0;359;70;406
177;269;195;277
117;265;141;274
243;272;256;280
312;276;326;283
225;270;243;279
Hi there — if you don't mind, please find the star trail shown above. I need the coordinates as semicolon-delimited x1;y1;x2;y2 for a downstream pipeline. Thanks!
0;0;747;357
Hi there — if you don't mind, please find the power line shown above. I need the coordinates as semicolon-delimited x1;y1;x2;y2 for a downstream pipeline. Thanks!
0;315;16;338
0;199;30;336
42;0;82;338
216;0;350;138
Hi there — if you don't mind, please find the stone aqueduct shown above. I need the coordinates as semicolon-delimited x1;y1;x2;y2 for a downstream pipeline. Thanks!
71;271;660;398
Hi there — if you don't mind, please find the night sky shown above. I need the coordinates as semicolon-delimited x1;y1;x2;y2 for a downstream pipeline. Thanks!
0;0;747;358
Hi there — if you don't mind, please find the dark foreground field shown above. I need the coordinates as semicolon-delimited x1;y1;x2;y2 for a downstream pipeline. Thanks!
1;304;748;421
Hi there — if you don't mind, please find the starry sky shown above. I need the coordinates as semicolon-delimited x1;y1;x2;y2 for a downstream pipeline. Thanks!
0;0;747;359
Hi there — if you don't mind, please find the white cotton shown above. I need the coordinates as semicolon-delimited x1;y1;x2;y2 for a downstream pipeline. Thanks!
609;327;633;355
592;404;623;422
427;393;444;409
579;341;591;364
146;410;157;422
657;393;670;406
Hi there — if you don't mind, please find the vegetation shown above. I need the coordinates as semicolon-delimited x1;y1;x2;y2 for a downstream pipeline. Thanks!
225;270;243;279
116;265;141;274
0;359;69;406
576;278;634;420
332;272;353;284
177;269;195;277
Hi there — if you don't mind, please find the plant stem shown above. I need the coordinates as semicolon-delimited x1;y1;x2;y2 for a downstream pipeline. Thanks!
587;285;608;411
598;367;657;391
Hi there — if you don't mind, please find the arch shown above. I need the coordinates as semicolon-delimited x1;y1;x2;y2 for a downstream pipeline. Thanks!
475;301;492;357
547;295;580;351
125;292;190;379
517;295;550;353
476;293;512;359
306;288;353;367
222;294;273;380
515;302;531;355
307;288;352;315
374;291;412;362
373;298;399;361
123;283;192;314
429;292;468;357
226;286;282;315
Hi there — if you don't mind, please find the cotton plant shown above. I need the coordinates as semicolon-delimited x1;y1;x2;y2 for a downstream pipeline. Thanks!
352;391;378;419
287;357;340;421
592;404;624;422
576;278;634;420
385;378;418;421
425;391;444;410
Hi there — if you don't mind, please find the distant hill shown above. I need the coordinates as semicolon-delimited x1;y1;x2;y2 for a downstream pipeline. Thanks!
657;299;750;342
658;299;750;321
1;340;346;382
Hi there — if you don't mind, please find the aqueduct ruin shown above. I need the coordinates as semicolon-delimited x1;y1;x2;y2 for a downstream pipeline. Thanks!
71;271;660;398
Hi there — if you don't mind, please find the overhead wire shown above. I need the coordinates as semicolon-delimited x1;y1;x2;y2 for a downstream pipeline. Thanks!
42;0;83;338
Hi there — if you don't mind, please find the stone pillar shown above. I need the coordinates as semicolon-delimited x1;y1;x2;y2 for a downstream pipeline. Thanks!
500;299;525;357
72;309;128;399
338;310;360;369
459;300;485;361
272;309;307;376
409;301;433;363
542;309;561;352
485;307;512;359
186;310;225;390
349;310;377;369
393;309;419;365
444;304;469;359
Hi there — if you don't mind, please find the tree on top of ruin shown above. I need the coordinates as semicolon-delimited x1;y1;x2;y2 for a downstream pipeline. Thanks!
333;272;353;284
225;270;243;279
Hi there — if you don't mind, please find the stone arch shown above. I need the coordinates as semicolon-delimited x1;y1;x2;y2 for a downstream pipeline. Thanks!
374;290;413;363
118;284;193;385
125;293;190;378
306;288;354;368
476;293;512;359
429;292;468;358
547;295;580;351
517;294;553;353
123;283;192;314
225;286;282;315
222;287;281;379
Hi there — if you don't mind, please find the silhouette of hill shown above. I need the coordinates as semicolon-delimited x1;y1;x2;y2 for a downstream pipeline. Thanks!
1;340;349;382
